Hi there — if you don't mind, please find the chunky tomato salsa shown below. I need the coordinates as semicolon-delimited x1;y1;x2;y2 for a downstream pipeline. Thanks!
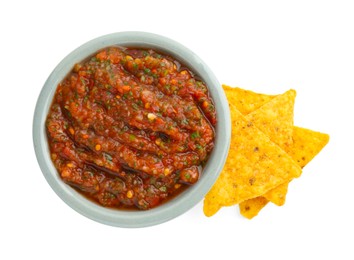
46;47;216;210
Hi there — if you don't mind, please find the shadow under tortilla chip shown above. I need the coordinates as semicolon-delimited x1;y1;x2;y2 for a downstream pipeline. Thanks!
203;104;302;217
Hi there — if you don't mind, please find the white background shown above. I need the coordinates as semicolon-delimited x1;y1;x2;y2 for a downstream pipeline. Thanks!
1;0;353;259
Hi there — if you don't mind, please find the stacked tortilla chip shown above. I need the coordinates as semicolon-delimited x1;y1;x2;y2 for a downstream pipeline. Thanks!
203;86;329;219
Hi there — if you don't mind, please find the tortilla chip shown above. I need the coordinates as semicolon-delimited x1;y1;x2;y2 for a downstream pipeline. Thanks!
288;126;330;168
245;89;296;150
203;104;302;217
239;125;330;218
241;89;296;208
223;86;329;218
262;127;330;205
263;182;288;206
223;85;276;115
239;197;269;219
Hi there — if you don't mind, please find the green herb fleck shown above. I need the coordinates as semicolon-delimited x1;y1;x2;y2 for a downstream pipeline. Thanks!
191;132;200;139
181;118;189;125
196;144;203;150
159;186;167;192
103;153;113;162
80;78;86;85
132;103;139;110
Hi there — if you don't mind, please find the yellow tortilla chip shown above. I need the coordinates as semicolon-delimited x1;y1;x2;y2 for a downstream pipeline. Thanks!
241;89;296;209
263;182;288;206
262;127;330;206
203;104;302;217
245;89;296;150
223;85;275;115
225;86;298;150
239;197;269;219
222;86;329;218
288;126;330;168
224;86;297;202
239;125;329;218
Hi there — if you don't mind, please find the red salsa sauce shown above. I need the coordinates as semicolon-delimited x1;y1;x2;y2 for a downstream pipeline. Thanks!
46;47;216;210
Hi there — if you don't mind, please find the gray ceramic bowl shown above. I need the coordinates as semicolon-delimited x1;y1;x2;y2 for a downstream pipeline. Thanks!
33;31;231;228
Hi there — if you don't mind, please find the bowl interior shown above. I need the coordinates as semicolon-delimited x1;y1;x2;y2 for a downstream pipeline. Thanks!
33;31;231;228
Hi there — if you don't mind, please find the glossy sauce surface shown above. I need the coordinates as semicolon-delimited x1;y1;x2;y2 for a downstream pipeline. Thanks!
46;47;216;210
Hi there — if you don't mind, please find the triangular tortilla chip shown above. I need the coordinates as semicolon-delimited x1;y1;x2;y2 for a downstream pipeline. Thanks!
240;89;296;209
246;89;296;150
223;85;276;115
223;86;329;218
238;196;269;219
288;126;330;168
262;126;330;205
203;104;302;217
263;182;288;206
240;127;329;218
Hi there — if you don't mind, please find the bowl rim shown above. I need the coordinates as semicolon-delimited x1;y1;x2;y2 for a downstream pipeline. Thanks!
33;31;231;228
